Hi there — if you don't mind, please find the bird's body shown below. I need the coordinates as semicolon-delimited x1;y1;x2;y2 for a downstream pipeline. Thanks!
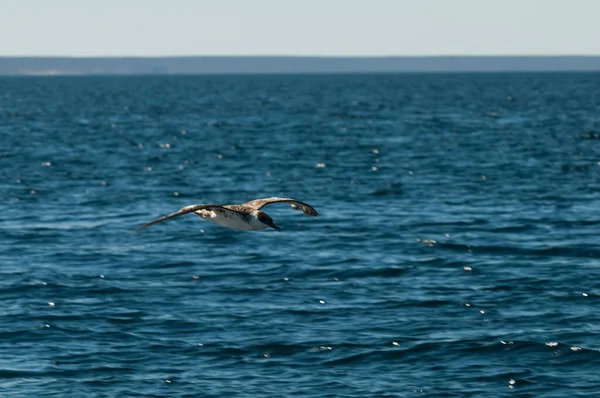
139;197;318;232
194;205;268;231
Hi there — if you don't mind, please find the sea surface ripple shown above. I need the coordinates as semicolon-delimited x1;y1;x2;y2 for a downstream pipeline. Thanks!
1;73;600;397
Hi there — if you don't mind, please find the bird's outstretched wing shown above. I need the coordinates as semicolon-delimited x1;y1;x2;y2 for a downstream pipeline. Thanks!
242;197;318;216
138;204;235;230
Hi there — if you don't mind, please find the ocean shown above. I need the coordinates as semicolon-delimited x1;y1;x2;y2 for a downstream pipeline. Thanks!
1;73;600;397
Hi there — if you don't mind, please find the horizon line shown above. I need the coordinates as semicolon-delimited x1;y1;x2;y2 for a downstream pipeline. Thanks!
3;54;600;59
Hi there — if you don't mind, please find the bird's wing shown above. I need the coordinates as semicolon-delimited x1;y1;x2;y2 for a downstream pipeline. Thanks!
138;204;239;230
242;197;318;216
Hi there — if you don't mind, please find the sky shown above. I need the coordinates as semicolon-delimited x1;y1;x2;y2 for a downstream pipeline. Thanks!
1;0;599;57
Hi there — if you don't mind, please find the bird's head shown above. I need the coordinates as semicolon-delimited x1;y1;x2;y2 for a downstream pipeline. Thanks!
257;211;280;231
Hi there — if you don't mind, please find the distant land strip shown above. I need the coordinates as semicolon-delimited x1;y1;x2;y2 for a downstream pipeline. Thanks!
1;56;600;75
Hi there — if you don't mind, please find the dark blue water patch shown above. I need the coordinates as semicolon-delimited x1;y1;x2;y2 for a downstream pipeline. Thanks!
2;73;600;397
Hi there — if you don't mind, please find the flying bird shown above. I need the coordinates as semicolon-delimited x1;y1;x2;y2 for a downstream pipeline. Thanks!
139;197;318;232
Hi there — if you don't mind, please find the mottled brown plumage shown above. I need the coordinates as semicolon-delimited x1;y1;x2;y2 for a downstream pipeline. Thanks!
139;197;318;232
241;197;318;216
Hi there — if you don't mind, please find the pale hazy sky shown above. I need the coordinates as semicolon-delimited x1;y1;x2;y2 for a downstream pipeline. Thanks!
1;0;599;57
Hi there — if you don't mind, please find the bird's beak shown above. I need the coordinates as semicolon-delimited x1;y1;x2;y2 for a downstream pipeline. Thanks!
270;223;281;232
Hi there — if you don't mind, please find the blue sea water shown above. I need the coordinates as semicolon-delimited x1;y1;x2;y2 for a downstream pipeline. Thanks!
1;73;600;397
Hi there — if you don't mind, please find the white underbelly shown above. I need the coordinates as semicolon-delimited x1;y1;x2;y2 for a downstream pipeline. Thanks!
194;210;267;231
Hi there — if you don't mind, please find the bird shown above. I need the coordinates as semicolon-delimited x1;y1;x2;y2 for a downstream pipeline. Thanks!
138;197;318;232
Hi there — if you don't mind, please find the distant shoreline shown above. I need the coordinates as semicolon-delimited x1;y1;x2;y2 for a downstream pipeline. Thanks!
2;56;600;75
